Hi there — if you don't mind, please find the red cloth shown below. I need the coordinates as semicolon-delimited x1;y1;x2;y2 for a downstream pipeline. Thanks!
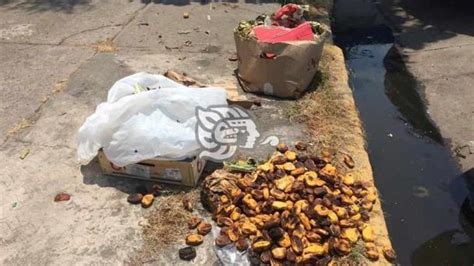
253;22;314;43
274;3;303;28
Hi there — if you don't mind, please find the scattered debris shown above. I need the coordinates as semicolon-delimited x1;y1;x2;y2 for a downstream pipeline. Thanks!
127;193;143;204
183;12;190;19
205;30;210;35
54;192;71;202
224;159;256;173
164;70;206;87
412;186;430;198
12;202;18;208
228;53;238;61
184;40;192;46
455;141;474;158
187;216;203;229
138;22;149;26
90;38;117;53
383;247;398;262
182;196;193;212
141;194;155;208
202;142;389;264
178;247;196;260
207;15;211;21
343;154;355;169
387;133;394;138
294;140;307;150
19;148;30;160
150;184;162;196
178;30;191;35
165;45;180;50
185;233;204;246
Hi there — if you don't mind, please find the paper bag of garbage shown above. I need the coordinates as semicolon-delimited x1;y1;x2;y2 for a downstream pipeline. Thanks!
77;72;227;167
234;5;328;99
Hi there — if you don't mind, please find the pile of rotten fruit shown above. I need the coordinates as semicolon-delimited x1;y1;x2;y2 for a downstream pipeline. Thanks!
188;142;397;265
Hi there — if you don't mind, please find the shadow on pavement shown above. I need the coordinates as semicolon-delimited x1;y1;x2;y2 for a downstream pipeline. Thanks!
380;0;474;50
0;0;91;13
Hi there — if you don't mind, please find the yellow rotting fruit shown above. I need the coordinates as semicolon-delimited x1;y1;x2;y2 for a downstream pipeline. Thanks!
306;171;318;178
241;222;258;235
258;162;274;172
282;162;296;172
305;175;325;187
383;247;397;262
298;213;312;230
284;151;297;161
351;213;362;222
362;225;375;242
263;187;270;200
295;200;309;211
286;200;294;210
342;228;359;243
227;227;240;242
334;239;351;255
141;194;154;208
252;240;271;252
272;155;287;165
217;217;233;227
188;216;202;229
366;191;377;203
327;210;339;223
315;228;329;237
278;232;291;248
275;175;294;191
221;194;229;204
271;247;287;260
343;154;355;168
231;188;242;199
341;195;354;205
215;234;231;247
341;185;353;196
235;238;249;251
243;194;258;210
333;206;348;218
348;204;360;215
186;234;204;246
366;245;380;261
230;207;241;221
197;222;212;236
276;143;289;153
291;168;305;176
361;200;373;211
272;201;288;210
270;188;286;200
343;173;355;186
307;232;322;242
339;219;355;228
320;164;337;177
291;235;304;255
314;204;329;216
304;243;325;256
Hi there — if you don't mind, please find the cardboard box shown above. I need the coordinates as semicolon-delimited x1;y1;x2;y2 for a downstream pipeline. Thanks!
234;30;328;99
97;151;206;187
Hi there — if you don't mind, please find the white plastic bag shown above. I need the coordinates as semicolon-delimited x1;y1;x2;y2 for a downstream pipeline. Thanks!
77;72;227;166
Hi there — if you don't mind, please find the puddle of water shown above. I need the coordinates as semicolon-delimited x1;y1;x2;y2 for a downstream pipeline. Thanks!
334;26;473;265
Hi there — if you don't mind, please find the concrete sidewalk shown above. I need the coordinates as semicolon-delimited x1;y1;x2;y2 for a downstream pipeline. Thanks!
379;0;474;172
0;0;280;264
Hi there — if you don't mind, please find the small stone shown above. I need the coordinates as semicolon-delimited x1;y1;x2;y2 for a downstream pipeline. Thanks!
150;184;162;196
127;193;143;204
141;194;154;208
178;246;196;260
54;192;71;202
183;12;190;19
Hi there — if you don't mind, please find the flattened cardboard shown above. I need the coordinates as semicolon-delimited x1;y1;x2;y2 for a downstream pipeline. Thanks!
235;31;328;99
97;151;206;187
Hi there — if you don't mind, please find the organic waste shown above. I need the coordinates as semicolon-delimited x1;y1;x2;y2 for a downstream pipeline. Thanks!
201;142;396;264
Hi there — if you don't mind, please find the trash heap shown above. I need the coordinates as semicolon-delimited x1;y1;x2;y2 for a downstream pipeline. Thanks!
199;142;397;264
234;4;328;99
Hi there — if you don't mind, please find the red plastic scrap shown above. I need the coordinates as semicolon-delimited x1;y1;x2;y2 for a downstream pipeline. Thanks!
54;192;71;202
274;3;304;28
253;22;314;43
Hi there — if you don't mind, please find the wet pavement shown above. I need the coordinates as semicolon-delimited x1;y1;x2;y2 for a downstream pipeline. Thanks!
334;8;474;266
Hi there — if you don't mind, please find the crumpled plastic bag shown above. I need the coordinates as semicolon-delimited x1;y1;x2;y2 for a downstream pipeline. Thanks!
77;72;227;166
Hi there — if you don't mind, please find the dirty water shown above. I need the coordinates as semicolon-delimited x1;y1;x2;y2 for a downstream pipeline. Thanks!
333;21;474;266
